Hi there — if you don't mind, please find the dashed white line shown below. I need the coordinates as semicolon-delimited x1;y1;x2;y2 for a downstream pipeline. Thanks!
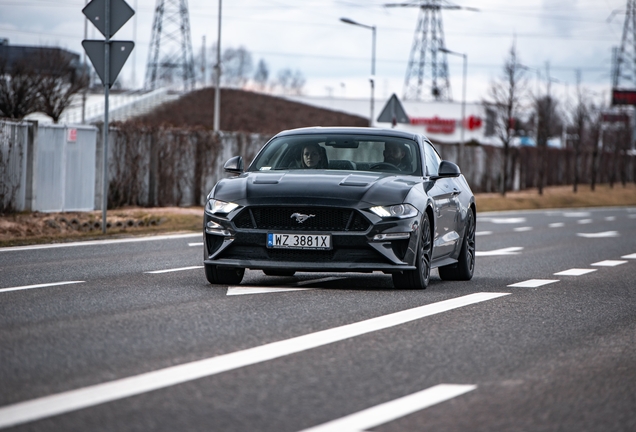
479;217;526;224
476;247;523;257
604;216;616;221
513;227;532;232
144;266;203;274
188;242;203;247
508;279;559;288
576;231;619;238
622;253;636;259
475;231;492;236
554;269;597;276
577;219;593;224
0;292;509;429
549;222;564;228
563;212;590;217
0;281;85;294
591;260;627;267
298;384;476;432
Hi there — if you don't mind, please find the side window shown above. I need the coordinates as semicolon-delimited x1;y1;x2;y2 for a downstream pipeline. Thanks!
423;141;441;176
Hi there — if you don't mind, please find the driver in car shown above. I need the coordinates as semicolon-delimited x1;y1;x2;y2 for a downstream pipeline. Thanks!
383;142;411;171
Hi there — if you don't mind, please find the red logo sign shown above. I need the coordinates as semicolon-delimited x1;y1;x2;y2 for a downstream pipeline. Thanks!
410;115;483;134
67;128;77;142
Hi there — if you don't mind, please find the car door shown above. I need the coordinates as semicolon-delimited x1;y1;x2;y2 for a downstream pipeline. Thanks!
422;140;461;259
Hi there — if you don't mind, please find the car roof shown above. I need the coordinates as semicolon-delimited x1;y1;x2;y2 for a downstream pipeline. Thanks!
273;126;423;141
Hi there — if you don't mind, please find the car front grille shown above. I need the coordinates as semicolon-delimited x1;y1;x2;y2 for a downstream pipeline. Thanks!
232;207;370;232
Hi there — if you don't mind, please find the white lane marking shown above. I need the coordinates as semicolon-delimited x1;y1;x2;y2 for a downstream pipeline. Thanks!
479;217;526;224
577;219;592;224
554;269;597;276
298;384;476;432
591;260;627;267
629;214;636;219
0;233;201;253
188;242;203;247
0;281;84;294
227;286;311;296
508;279;559;288
549;222;564;228
513;227;532;232
144;266;203;274
563;212;590;217
475;231;492;236
604;216;616;221
622;253;636;259
0;293;510;429
293;277;345;286
576;231;619;238
476;247;523;257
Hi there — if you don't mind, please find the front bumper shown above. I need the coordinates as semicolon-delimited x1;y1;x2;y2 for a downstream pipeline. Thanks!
203;206;420;273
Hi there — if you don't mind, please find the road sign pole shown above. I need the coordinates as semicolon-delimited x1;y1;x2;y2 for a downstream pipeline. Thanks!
102;0;111;234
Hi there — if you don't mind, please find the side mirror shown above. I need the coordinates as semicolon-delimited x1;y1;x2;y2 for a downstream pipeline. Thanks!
436;160;461;178
224;156;244;173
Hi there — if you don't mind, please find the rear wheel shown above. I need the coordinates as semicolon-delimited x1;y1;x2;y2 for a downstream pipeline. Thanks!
439;209;475;281
392;212;432;290
263;269;296;277
205;264;245;285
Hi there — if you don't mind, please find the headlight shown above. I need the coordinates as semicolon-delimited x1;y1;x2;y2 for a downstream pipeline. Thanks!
369;204;418;219
205;199;239;215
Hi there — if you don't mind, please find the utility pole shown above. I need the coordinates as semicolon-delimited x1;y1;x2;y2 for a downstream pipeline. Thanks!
213;0;222;131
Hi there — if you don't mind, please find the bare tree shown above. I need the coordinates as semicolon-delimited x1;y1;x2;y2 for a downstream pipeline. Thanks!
0;56;39;120
534;94;561;194
570;71;587;193
276;68;306;96
253;59;269;91
35;48;88;123
222;46;253;88
483;44;527;195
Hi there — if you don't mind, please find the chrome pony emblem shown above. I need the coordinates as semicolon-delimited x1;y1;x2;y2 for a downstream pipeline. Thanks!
291;213;315;223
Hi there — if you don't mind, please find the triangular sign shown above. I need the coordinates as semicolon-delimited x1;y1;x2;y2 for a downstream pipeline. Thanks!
377;93;410;125
82;40;134;87
82;0;135;39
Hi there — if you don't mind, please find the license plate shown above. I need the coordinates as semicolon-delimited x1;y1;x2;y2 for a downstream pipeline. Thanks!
267;233;331;250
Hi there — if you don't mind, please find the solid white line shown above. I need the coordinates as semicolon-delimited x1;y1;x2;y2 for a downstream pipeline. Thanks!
0;233;201;252
554;269;597;276
591;260;627;267
508;279;559;288
227;286;311;296
293;277;345;286
0;292;509;429
144;266;203;274
298;384;476;432
0;281;85;294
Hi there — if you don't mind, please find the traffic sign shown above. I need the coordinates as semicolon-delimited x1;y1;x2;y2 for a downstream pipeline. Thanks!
82;0;135;38
82;40;134;87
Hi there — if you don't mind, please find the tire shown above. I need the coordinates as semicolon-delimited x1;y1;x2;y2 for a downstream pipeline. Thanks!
205;264;245;285
392;212;432;290
263;269;296;277
438;209;475;281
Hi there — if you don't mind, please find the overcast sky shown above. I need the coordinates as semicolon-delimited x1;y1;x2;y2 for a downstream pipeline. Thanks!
0;0;626;105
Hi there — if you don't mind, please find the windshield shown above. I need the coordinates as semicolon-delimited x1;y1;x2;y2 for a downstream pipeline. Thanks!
248;134;422;175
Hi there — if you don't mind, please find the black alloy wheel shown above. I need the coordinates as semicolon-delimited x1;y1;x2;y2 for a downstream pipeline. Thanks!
205;264;245;285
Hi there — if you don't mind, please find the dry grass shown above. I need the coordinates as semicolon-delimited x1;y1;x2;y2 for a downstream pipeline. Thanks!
1;183;635;247
476;183;636;212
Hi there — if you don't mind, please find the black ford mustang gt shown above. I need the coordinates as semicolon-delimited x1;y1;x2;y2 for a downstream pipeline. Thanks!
203;127;475;289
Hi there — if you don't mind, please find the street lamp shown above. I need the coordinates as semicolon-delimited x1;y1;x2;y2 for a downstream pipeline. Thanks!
439;47;467;168
340;17;376;127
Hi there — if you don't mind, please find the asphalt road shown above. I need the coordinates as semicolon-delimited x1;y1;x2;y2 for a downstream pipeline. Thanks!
0;206;635;431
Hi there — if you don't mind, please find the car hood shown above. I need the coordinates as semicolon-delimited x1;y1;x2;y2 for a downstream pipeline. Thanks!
211;171;421;207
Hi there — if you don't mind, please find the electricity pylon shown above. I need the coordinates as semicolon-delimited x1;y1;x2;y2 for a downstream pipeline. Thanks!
145;0;195;90
385;0;476;101
613;0;636;88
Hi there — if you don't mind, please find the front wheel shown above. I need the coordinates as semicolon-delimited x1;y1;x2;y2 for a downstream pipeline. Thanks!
439;209;475;281
392;212;432;290
205;264;245;285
